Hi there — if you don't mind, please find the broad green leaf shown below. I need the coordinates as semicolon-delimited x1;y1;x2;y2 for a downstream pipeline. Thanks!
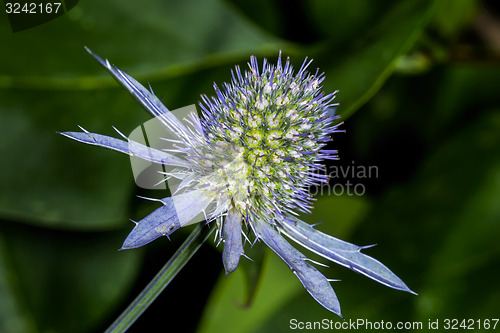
237;236;267;307
300;194;371;239
0;0;283;229
320;0;436;118
231;0;435;118
0;223;142;333
197;249;304;333
356;109;500;323
0;234;37;333
0;0;282;86
430;66;500;138
307;0;396;45
414;111;500;319
0;88;145;229
431;0;478;38
417;165;500;319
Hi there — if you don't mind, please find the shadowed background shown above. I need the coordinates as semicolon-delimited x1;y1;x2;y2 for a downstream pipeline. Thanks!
1;0;499;332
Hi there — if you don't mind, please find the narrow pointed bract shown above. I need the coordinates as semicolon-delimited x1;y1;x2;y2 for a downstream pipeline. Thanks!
85;47;189;135
121;190;214;249
279;216;415;293
254;220;342;317
63;48;415;317
60;131;189;167
222;208;244;276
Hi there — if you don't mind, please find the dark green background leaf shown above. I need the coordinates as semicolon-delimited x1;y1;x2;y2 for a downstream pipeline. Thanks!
1;0;499;332
0;222;142;333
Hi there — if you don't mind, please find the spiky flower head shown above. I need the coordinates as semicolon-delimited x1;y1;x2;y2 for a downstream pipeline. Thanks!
61;48;414;318
189;52;341;223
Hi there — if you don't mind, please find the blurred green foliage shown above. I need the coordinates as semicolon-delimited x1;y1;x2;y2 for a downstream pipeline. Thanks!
1;0;499;332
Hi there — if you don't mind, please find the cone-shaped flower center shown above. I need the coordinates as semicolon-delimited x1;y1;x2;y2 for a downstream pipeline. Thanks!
196;53;340;220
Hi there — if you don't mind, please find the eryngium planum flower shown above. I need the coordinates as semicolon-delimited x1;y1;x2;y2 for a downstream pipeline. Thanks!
61;48;415;317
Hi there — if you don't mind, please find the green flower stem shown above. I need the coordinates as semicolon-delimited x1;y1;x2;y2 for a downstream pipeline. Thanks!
105;223;214;333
